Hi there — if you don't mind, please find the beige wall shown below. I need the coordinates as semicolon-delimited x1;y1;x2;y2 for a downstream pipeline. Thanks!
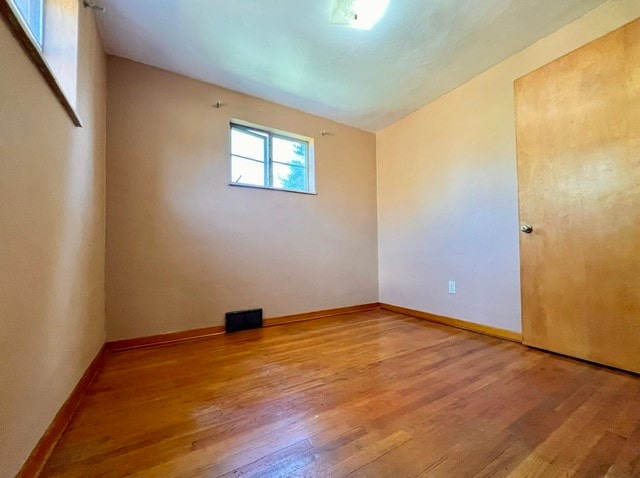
4;2;636;472
376;0;640;333
0;8;106;478
105;57;378;341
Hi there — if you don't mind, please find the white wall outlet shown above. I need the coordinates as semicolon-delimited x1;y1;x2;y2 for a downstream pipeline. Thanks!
448;280;456;294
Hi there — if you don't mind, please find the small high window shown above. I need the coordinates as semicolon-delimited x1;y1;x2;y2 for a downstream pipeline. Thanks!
11;0;43;47
4;0;80;125
230;122;315;194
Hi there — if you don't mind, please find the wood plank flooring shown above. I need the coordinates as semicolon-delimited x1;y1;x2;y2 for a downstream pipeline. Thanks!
41;309;640;477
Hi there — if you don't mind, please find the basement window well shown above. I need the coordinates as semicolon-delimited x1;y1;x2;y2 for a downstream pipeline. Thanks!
229;121;315;194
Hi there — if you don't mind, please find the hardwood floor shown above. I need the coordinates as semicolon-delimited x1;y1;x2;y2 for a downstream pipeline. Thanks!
41;310;640;477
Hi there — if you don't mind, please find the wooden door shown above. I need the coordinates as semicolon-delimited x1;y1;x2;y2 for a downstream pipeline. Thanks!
515;18;640;373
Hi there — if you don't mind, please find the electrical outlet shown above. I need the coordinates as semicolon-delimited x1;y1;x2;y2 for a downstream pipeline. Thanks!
448;280;456;294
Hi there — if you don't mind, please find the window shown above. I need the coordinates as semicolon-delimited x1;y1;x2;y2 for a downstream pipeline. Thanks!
11;0;43;47
230;122;314;194
3;0;81;125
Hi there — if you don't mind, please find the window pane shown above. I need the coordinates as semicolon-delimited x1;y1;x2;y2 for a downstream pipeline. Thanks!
231;127;267;161
231;156;265;186
273;136;307;167
11;0;43;46
273;163;308;191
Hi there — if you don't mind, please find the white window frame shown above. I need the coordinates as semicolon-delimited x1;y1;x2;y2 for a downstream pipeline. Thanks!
229;120;316;195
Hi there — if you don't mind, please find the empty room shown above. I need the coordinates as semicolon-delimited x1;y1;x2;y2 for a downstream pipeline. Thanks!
1;0;639;476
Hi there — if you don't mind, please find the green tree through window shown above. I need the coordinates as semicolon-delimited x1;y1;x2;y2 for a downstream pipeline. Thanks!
280;143;307;191
231;123;312;193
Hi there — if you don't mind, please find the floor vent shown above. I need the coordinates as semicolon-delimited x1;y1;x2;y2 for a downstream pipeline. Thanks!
225;309;263;333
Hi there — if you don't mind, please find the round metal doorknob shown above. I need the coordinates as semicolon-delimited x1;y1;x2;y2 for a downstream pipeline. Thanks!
520;224;533;234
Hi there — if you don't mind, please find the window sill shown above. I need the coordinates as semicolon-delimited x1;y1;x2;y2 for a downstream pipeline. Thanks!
0;0;82;127
228;183;317;196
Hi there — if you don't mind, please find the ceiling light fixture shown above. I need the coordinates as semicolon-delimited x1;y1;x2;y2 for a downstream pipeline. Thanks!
329;0;390;30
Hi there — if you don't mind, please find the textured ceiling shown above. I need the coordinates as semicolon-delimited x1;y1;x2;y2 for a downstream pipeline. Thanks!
96;0;605;131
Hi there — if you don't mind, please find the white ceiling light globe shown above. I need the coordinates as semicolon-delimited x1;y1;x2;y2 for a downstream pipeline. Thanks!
330;0;390;30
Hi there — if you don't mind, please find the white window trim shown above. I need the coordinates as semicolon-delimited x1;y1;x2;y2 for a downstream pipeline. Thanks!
228;119;316;195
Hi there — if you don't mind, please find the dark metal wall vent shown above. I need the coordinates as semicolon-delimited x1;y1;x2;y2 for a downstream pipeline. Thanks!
225;309;263;333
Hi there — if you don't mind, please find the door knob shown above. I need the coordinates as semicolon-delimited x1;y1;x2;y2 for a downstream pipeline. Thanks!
520;224;533;234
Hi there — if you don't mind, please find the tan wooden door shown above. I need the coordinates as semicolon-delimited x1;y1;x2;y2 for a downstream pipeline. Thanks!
515;18;640;373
